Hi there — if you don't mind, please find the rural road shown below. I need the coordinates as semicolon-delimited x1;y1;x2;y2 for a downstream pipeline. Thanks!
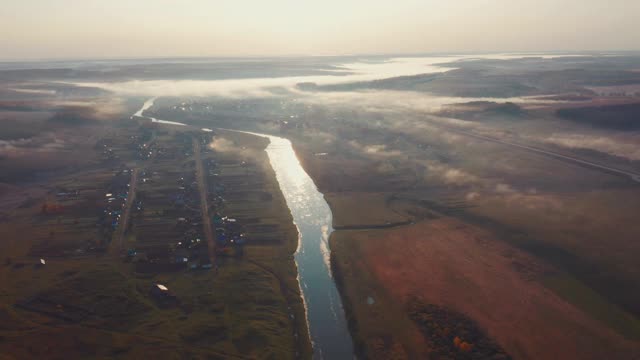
193;139;216;264
111;168;138;256
333;220;413;231
437;124;640;184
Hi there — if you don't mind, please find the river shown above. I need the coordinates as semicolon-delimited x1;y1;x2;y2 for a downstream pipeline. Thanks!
242;132;355;359
134;101;355;359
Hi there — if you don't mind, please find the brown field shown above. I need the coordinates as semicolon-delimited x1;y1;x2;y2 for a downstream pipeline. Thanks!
331;218;640;359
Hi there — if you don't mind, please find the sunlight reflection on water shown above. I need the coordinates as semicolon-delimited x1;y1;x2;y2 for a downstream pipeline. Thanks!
242;132;355;359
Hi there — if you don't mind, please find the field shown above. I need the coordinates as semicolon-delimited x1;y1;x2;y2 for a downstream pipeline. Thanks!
330;218;639;359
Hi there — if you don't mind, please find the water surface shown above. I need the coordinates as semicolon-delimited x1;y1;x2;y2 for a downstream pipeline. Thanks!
237;132;355;359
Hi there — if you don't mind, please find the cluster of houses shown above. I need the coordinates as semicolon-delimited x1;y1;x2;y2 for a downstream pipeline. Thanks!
174;215;211;270
95;169;131;250
126;133;250;305
206;158;248;257
103;169;131;225
213;213;246;256
42;168;132;254
134;141;154;160
129;131;155;160
127;170;212;271
97;139;118;162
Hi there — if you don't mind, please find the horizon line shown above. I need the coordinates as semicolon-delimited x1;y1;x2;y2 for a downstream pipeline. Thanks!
1;50;640;63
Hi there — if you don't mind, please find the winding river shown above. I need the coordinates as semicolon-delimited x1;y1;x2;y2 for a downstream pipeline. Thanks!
133;101;355;359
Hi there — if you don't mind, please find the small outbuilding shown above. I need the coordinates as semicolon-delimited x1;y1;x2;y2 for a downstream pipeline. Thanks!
150;283;178;305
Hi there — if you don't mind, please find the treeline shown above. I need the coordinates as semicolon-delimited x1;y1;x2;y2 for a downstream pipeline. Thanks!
407;298;511;360
557;103;640;131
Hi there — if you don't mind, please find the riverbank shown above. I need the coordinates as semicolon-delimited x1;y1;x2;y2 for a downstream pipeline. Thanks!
210;129;313;359
234;131;354;359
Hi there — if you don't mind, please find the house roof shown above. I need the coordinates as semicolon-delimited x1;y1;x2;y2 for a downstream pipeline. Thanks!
156;284;168;291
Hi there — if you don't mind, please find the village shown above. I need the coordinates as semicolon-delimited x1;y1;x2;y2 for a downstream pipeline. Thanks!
0;119;309;358
124;130;249;276
30;166;132;257
32;124;254;275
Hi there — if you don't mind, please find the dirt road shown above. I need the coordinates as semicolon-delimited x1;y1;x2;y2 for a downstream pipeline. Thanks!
193;139;216;263
435;122;640;183
110;168;138;256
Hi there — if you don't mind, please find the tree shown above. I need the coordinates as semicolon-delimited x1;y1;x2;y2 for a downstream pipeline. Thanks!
453;336;462;347
460;341;474;353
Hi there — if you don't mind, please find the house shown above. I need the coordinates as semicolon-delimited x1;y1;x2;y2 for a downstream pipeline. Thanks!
174;248;189;264
150;283;178;304
151;284;169;297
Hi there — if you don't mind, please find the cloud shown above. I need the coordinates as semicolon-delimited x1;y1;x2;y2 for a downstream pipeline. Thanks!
425;161;483;186
495;183;515;193
68;55;565;112
0;133;66;157
466;192;480;200
45;97;128;121
295;129;336;146
77;79;284;99
208;137;237;153
348;140;403;158
70;56;460;99
541;133;640;161
502;192;564;211
9;88;57;95
298;89;554;116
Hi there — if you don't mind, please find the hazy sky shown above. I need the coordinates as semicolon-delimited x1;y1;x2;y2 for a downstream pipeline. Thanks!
1;0;639;59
